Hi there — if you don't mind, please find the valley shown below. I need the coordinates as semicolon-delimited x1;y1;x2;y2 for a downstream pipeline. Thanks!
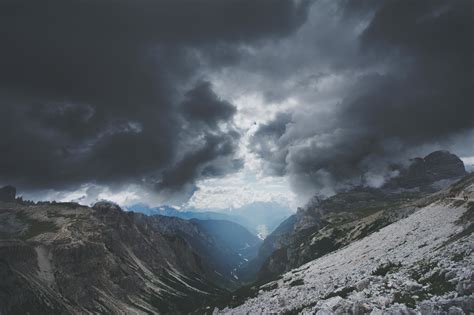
0;152;473;314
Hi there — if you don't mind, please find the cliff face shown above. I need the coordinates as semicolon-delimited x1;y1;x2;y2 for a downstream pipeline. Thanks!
0;201;228;314
136;215;262;289
386;150;467;189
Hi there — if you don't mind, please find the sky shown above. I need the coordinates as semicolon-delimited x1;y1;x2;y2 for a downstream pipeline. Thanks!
1;0;473;210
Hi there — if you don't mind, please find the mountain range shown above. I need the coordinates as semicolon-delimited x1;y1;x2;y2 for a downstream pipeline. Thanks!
0;150;472;314
126;201;292;239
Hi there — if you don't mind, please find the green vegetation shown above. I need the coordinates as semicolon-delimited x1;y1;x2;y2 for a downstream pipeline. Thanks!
308;237;338;259
409;261;437;282
392;264;454;309
357;217;389;240
441;223;474;248
16;212;58;240
282;300;318;315
448;174;474;195
282;284;356;315
372;262;402;277
451;252;465;262
324;286;356;299
456;202;474;225
261;282;278;291
404;260;455;303
289;279;304;287
420;272;455;295
393;292;418;308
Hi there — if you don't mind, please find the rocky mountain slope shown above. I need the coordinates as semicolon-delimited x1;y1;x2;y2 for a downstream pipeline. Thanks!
248;151;467;284
0;197;258;314
142;215;261;289
216;173;474;314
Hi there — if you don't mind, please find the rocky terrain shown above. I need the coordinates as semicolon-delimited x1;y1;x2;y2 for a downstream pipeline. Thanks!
247;151;468;284
0;197;258;314
1;151;471;314
141;215;261;289
215;173;474;314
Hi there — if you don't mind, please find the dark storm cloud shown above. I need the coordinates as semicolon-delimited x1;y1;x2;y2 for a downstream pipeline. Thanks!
0;0;311;194
249;112;292;176
157;131;242;191
179;81;236;128
251;0;474;196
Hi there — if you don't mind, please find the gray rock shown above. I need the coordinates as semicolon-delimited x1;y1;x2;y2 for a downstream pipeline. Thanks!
0;185;16;202
420;301;435;315
448;306;464;315
386;151;466;189
355;278;371;291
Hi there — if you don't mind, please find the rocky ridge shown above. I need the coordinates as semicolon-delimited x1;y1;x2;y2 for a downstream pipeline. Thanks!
0;198;258;314
216;173;474;314
250;151;467;283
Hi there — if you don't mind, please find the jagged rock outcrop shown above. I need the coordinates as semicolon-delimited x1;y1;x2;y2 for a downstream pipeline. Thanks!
0;185;16;202
386;150;467;189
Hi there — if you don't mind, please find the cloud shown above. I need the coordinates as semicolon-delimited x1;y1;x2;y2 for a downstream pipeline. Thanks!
179;81;237;128
0;0;311;199
249;112;292;176
248;0;474;198
1;0;472;207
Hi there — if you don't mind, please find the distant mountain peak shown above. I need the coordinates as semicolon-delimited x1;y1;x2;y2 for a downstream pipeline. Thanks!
385;150;466;190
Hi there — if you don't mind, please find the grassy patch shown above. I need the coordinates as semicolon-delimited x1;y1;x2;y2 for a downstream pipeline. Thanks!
393;266;454;308
409;261;437;282
283;285;357;315
448;174;474;196
393;292;417;308
260;282;278;291
289;279;304;287
456;202;474;225
442;223;474;248
420;272;455;295
308;237;338;258
324;286;356;299
16;212;58;240
357;217;388;240
451;252;465;262
372;261;402;277
282;300;318;315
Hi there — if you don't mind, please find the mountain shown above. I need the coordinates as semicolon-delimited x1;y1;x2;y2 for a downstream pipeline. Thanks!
227;202;293;239
214;173;474;314
2;151;469;314
127;204;246;225
127;201;292;239
246;151;468;284
142;216;261;289
385;150;467;190
0;196;261;313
